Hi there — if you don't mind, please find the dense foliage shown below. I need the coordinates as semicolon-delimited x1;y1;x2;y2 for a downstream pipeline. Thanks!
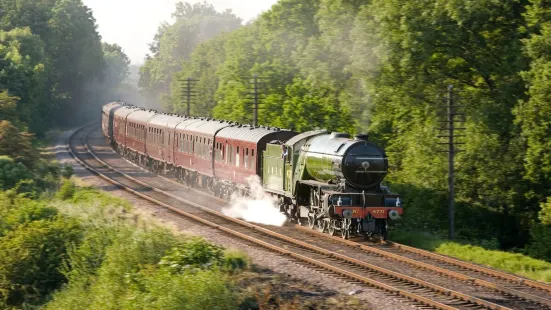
0;182;248;309
139;1;242;109
142;0;551;258
0;0;130;134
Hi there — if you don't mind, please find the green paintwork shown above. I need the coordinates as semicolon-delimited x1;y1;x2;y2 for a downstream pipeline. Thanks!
263;130;387;197
262;144;285;193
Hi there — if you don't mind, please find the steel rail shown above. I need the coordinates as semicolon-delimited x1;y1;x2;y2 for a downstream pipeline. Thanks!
97;116;551;297
386;241;551;293
69;123;511;310
295;225;551;307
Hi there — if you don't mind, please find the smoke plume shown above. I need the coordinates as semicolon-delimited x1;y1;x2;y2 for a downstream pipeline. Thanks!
221;175;287;226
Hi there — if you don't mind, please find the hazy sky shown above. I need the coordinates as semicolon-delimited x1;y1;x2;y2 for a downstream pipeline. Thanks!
83;0;278;64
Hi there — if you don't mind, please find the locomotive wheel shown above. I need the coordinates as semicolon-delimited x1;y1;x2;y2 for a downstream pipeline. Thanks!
307;213;316;229
341;219;351;240
316;219;326;233
327;219;337;236
377;221;389;241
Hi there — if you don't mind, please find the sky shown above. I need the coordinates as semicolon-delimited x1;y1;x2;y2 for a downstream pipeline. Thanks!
82;0;278;65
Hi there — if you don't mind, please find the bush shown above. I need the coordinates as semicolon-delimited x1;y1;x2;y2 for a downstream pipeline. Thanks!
0;217;82;307
526;224;551;263
223;249;250;273
57;179;76;200
0;183;247;310
69;187;131;210
159;238;225;273
123;268;237;310
61;165;74;179
45;228;240;310
0;156;32;190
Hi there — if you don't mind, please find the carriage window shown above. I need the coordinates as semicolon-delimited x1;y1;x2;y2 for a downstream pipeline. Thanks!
183;134;186;152
244;148;249;169
250;149;255;170
236;146;240;168
185;134;188;153
226;144;230;164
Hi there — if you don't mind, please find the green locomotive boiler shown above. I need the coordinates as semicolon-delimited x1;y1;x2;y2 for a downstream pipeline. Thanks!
263;130;402;240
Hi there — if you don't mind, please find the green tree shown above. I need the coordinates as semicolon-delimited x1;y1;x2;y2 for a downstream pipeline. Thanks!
516;0;551;200
0;27;49;132
0;120;39;169
102;43;130;87
139;1;242;107
47;0;104;126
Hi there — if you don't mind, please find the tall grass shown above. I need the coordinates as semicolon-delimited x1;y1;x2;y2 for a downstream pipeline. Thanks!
392;230;551;282
43;184;247;310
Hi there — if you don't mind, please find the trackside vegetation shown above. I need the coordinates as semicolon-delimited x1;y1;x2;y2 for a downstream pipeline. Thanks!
391;231;551;282
141;0;551;262
0;178;250;309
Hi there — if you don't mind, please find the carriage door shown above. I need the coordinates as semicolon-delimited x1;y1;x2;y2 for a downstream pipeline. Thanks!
166;130;172;163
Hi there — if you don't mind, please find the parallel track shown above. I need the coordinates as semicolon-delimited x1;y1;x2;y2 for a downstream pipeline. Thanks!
71;124;551;310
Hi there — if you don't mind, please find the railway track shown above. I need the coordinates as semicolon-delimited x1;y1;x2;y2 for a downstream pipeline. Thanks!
70;123;550;310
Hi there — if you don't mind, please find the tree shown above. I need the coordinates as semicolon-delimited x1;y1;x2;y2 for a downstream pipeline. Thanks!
101;43;130;87
139;1;242;106
516;0;551;199
0;120;39;169
47;0;104;126
0;27;49;132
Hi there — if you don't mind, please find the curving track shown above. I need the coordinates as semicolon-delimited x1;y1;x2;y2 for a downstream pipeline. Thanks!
69;123;551;310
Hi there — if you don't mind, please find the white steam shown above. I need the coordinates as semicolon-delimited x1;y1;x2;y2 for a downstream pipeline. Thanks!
221;175;287;226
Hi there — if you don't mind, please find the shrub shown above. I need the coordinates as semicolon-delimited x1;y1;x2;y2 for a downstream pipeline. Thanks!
159;238;225;273
526;224;551;262
124;268;237;310
57;179;76;200
0;156;32;190
223;249;250;273
61;165;74;179
0;217;82;307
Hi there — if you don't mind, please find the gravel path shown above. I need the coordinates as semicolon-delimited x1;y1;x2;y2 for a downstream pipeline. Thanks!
50;127;420;310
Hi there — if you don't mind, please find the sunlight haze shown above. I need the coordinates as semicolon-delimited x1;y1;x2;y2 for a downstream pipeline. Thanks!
83;0;278;64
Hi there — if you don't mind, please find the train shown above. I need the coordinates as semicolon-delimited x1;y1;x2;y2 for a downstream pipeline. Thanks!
102;101;402;240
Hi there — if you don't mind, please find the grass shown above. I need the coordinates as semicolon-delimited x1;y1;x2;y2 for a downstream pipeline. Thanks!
392;230;551;282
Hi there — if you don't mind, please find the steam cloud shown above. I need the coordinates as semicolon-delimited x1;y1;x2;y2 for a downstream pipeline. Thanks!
221;175;287;226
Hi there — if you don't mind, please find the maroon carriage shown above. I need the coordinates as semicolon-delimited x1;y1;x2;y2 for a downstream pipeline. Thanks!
101;101;122;140
112;105;139;147
214;125;296;186
174;119;232;177
147;113;186;166
125;109;156;156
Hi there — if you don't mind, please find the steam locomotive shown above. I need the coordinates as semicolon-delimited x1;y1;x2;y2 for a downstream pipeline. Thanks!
102;101;402;240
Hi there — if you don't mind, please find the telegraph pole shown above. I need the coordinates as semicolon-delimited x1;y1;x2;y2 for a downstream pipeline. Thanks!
253;75;259;126
180;77;197;116
438;85;465;240
246;74;265;126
